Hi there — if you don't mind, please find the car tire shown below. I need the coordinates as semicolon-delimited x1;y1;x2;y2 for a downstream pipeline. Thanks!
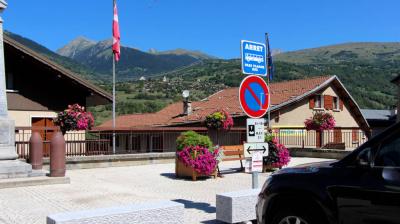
269;205;320;224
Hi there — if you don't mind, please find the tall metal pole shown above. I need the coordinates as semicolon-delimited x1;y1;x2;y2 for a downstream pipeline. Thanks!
265;33;271;128
112;42;116;154
112;0;117;154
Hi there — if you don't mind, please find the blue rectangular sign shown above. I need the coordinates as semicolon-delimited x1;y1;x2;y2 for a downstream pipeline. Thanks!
241;40;267;76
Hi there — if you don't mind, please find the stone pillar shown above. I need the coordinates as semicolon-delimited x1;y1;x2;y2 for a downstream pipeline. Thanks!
0;0;17;160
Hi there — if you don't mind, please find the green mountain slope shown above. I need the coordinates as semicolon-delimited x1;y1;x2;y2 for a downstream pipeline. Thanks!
149;54;399;110
275;42;400;64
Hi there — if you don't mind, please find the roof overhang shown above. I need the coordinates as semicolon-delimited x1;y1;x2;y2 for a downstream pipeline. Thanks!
3;34;112;104
0;0;7;11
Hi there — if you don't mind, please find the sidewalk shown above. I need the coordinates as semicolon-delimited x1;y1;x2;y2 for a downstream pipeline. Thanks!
0;157;333;224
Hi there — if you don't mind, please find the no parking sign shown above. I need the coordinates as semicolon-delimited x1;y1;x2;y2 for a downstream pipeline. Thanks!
239;75;270;118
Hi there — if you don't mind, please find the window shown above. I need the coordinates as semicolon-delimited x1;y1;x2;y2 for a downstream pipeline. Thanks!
151;134;163;152
357;147;371;166
333;97;340;110
315;95;323;108
375;136;400;167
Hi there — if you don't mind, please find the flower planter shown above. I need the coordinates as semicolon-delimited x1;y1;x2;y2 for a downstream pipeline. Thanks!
175;157;217;181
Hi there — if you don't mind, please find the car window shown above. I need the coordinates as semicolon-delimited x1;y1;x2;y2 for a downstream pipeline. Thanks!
375;136;400;167
356;147;371;166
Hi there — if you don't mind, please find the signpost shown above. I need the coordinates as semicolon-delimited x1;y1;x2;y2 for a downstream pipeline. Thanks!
239;75;270;119
239;39;271;189
244;118;269;189
241;40;267;76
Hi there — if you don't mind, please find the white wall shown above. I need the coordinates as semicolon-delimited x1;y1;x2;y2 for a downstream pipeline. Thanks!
271;86;360;128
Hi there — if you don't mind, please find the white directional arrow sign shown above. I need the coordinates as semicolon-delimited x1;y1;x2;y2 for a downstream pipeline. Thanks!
243;143;269;158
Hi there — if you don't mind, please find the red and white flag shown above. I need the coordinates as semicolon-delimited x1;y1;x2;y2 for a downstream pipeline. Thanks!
112;1;121;61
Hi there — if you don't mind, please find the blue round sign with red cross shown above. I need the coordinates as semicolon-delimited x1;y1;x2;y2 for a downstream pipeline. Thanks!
239;75;270;118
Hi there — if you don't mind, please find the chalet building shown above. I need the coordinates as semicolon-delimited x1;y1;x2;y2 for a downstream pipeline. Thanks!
3;33;112;156
97;76;369;152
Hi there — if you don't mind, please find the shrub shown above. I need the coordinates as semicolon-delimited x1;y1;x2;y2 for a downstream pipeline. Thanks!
176;131;213;151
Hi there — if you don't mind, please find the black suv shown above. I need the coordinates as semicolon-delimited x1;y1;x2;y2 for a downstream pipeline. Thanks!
256;122;400;224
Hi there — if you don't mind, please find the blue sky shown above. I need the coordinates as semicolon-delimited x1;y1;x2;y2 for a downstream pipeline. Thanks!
3;0;400;59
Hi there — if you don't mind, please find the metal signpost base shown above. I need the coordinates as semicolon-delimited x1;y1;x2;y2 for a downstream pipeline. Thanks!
246;146;267;189
252;172;259;189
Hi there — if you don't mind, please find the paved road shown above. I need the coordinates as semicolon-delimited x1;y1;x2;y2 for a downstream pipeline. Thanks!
0;157;333;224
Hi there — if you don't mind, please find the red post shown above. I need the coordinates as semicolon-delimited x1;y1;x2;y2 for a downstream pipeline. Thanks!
29;132;43;170
50;131;66;177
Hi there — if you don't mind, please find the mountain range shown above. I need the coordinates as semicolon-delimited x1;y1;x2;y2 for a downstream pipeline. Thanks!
5;31;400;110
57;37;214;80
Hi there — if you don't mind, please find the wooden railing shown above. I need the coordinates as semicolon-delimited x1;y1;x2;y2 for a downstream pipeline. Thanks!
273;128;368;150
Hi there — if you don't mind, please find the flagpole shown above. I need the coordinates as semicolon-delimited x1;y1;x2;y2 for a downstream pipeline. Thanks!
112;0;116;154
112;49;116;154
265;32;271;128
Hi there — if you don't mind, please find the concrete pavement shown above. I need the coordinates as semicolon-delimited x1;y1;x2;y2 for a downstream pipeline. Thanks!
0;157;333;224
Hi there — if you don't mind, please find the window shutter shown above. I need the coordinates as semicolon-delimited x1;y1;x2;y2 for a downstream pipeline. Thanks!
309;97;315;109
352;129;359;141
324;95;333;110
339;99;344;111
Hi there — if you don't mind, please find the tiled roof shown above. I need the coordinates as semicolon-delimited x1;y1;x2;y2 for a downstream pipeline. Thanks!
97;76;332;129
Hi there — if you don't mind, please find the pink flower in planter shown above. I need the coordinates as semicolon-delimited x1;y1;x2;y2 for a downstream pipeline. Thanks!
177;146;218;175
53;103;95;134
305;112;336;131
205;109;234;131
77;118;88;130
222;110;234;130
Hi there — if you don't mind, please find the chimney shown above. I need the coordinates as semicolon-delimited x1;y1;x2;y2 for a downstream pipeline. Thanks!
183;99;192;115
